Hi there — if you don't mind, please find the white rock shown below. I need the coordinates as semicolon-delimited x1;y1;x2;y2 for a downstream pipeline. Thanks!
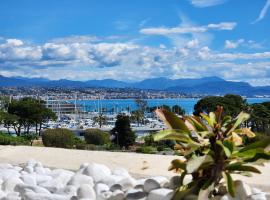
39;171;74;193
34;161;43;168
0;163;13;169
24;166;34;174
102;175;125;186
13;166;22;172
98;191;113;200
83;163;111;183
68;174;94;187
23;191;70;200
35;174;53;184
112;168;131;178
110;184;122;192
3;192;20;200
117;177;137;192
95;183;110;194
77;184;96;199
126;188;147;200
35;166;46;174
0;169;20;180
2;177;24;192
220;194;234;200
44;168;51;174
108;190;125;200
26;160;38;167
57;185;77;196
15;184;51;195
248;193;267;200
234;180;252;200
50;169;75;178
20;174;37;186
252;188;262;194
147;188;174;200
144;177;168;193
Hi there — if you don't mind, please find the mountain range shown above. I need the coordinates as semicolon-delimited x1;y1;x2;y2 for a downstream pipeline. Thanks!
0;75;270;96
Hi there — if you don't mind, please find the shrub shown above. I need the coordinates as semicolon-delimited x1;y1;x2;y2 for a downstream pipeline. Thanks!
84;129;110;145
136;146;157;154
42;128;75;148
157;145;164;152
74;137;87;150
0;133;29;145
154;107;270;199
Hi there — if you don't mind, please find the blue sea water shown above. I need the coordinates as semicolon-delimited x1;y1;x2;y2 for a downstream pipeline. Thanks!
74;98;270;115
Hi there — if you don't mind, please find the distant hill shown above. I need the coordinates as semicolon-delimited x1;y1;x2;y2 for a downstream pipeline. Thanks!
0;75;269;96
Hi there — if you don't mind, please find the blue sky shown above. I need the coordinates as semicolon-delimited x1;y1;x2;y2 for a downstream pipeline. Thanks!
0;0;270;86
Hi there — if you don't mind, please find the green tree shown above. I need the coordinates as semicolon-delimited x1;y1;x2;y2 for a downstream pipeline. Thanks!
93;114;107;128
111;114;136;149
172;105;186;115
249;103;270;133
7;97;56;136
84;129;110;145
193;94;247;117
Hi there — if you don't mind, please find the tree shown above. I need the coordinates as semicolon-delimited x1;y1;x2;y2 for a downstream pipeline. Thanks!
130;110;144;126
193;94;247;117
249;103;270;133
93;114;107;128
111;114;136;148
5;97;56;136
172;105;185;115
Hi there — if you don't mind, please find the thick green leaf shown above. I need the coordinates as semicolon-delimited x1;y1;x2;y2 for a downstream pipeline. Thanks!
186;116;207;132
155;109;189;131
239;138;270;152
169;159;187;171
223;172;235;197
216;141;232;157
173;180;200;200
186;155;214;173
153;129;190;142
209;112;216;125
221;115;232;127
223;140;234;153
244;152;270;162
225;163;261;174
227;112;250;134
200;113;214;127
234;148;265;159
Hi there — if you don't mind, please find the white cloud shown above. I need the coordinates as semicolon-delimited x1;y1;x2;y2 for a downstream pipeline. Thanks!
189;0;227;8
140;22;236;35
224;39;244;49
0;36;270;85
253;0;270;23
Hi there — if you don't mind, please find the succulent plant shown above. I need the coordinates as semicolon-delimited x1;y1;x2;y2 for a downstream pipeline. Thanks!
154;106;270;199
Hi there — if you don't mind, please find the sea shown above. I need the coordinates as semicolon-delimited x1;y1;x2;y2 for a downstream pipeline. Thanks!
73;98;270;115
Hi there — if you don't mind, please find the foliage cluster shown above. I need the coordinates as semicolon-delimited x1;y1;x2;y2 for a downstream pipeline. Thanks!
0;132;29;145
0;97;56;136
42;128;75;148
154;107;270;199
84;129;110;145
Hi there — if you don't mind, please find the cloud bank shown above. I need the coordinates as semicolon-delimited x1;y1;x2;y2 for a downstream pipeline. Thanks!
0;35;270;86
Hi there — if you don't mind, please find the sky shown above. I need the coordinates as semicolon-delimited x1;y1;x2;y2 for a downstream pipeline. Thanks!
0;0;270;86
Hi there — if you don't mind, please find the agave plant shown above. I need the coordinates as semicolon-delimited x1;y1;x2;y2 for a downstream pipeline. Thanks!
154;106;270;199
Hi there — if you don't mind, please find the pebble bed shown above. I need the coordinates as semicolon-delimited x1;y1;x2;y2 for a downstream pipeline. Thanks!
0;160;269;200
